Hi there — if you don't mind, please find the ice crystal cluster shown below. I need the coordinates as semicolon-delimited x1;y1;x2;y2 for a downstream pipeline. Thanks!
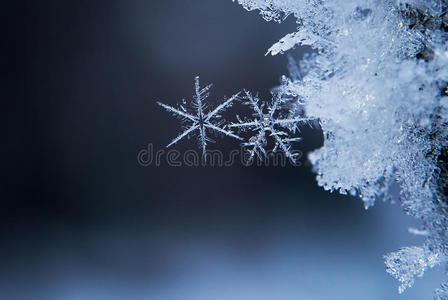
233;0;448;297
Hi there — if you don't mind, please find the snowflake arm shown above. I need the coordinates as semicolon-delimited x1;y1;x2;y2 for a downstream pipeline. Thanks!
206;93;241;121
156;101;197;122
192;76;212;120
205;123;242;140
166;124;199;148
243;130;268;161
272;131;302;160
274;118;305;125
198;125;208;157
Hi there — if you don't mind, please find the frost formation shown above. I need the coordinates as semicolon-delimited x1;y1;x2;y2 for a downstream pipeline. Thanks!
233;0;448;296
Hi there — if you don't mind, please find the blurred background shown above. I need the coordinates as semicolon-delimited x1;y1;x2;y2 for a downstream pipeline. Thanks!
2;0;445;299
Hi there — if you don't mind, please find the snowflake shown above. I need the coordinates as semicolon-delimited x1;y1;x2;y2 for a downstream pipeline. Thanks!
157;76;242;156
229;90;307;163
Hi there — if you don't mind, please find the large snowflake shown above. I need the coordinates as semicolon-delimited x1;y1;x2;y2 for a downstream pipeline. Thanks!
229;90;307;163
157;76;242;156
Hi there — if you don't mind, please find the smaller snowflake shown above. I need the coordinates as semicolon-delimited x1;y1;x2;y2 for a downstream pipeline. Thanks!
228;90;307;163
157;76;242;157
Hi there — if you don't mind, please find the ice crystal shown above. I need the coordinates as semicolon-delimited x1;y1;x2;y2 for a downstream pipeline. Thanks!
233;0;448;296
436;282;448;300
158;76;242;156
229;91;306;163
385;246;443;293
